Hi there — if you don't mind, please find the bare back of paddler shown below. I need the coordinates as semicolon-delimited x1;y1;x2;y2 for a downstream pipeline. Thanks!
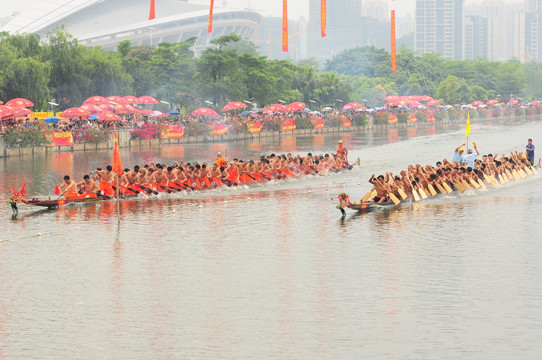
368;174;389;203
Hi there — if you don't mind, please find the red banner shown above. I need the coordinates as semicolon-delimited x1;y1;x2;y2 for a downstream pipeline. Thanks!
161;125;185;139
208;0;214;33
281;119;296;131
149;0;156;20
391;10;396;73
426;112;436;122
321;0;327;37
408;114;417;123
388;114;398;124
340;115;351;128
311;117;324;129
208;123;228;136
45;132;74;147
282;0;288;52
247;121;262;134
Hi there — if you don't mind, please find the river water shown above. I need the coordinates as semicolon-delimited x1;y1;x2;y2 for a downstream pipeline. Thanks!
1;120;542;359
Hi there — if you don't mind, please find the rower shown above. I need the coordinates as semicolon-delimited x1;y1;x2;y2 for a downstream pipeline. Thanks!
58;175;78;198
368;174;389;203
76;175;99;197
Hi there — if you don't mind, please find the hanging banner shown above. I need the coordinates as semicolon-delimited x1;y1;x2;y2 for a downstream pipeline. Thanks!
388;114;398;124
408;114;417;123
45;132;74;147
282;0;288;52
161;125;185;139
340;115;351;128
208;123;228;136
281;119;296;131
208;0;214;33
149;0;156;20
247;121;262;134
321;0;327;37
391;10;397;73
311;117;324;129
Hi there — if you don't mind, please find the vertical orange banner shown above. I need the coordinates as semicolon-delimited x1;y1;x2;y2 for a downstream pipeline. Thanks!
282;0;288;52
391;9;397;72
321;0;327;37
208;0;214;33
149;0;156;20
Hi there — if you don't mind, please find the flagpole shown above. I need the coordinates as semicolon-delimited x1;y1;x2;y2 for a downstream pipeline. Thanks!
116;172;120;224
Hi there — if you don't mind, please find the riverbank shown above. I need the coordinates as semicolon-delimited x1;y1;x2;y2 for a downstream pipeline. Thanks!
0;115;535;158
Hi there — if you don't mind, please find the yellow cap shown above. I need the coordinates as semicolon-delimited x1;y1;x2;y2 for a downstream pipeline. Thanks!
459;148;464;152
339;140;343;143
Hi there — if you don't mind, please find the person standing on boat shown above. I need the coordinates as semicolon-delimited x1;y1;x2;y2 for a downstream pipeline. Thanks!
463;142;480;168
452;143;466;164
526;139;535;166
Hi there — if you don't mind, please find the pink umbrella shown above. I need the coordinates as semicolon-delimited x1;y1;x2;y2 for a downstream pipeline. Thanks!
342;102;365;111
531;100;540;106
506;99;519;106
192;107;219;117
84;96;108;104
427;99;442;106
107;96;127;104
222;102;247;112
123;95;140;104
470;100;484;106
138;96;159;104
265;104;287;112
486;99;499;105
138;109;155;115
61;107;91;118
285;101;306;112
5;98;34;108
97;112;122;121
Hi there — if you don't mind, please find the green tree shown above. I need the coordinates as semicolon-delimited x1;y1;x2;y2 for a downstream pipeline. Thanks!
435;75;466;105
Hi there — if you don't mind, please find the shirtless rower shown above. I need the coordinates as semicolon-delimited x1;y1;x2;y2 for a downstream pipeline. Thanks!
76;175;99;196
368;174;389;203
58;175;78;198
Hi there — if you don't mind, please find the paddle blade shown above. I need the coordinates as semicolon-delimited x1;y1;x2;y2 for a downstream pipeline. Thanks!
389;193;401;205
54;185;60;195
398;188;408;200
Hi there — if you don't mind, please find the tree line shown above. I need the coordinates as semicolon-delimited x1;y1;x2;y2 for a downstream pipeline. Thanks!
2;29;542;112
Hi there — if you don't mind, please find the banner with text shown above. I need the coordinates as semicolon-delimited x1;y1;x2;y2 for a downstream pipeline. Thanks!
161;125;185;139
247;121;262;134
45;132;74;147
340;115;351;128
311;117;324;129
408;114;417;123
281;119;296;131
388;114;398;124
208;123;228;136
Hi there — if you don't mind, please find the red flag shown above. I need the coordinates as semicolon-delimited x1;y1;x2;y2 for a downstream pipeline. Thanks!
321;0;327;37
20;182;26;195
149;0;156;20
391;10;397;73
54;185;60;195
282;0;288;52
112;130;123;176
208;0;214;33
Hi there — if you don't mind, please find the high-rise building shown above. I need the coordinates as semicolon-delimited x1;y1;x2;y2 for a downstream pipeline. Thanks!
415;0;463;60
464;16;488;60
307;0;363;60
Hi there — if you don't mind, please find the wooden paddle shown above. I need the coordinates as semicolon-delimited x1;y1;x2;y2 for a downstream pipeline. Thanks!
461;179;472;190
435;182;447;194
389;173;408;200
375;178;401;206
420;172;438;196
361;188;376;202
406;173;421;201
469;177;480;189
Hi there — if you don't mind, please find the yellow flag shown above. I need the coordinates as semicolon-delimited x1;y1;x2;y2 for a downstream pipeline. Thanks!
465;112;471;137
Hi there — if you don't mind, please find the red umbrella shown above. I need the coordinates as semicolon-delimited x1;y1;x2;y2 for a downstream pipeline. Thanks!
84;96;108;104
6;106;32;117
138;96;159;104
222;101;247;112
115;104;139;115
5;98;34;108
385;101;400;108
123;95;140;104
97;103;116;112
79;104;102;113
0;105;14;120
427;99;442;106
506;99;519;106
97;112;122;121
138;109;155;115
407;101;423;108
531;100;540;106
107;96;127;104
61;107;91;118
486;99;499;105
384;95;400;101
470;100;484;106
342;102;365;111
265;104;287;112
285;101;306;112
192;107;219;117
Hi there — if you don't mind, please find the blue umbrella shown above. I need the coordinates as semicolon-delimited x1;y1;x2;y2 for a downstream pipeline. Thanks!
240;110;250;115
304;108;311;112
89;115;98;120
169;109;180;115
45;116;60;124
